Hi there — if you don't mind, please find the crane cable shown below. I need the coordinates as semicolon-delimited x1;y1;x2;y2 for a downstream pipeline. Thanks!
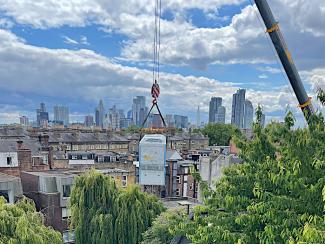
142;0;166;128
151;0;162;104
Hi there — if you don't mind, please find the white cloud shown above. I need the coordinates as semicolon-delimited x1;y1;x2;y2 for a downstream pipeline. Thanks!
0;29;322;126
62;35;79;45
80;36;90;45
258;74;268;79
0;0;324;70
257;66;282;74
0;18;14;29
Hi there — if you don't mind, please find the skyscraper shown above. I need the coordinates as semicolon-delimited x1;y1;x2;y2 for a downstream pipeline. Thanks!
108;105;120;130
132;96;146;127
174;115;189;129
209;97;222;123
216;106;226;124
165;114;174;127
20;116;29;126
243;100;254;129
95;99;105;128
54;105;69;126
36;103;49;127
196;106;201;128
231;89;246;129
84;115;94;127
127;110;133;119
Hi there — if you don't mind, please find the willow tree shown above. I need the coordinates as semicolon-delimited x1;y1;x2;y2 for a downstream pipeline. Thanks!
70;170;164;244
0;197;62;243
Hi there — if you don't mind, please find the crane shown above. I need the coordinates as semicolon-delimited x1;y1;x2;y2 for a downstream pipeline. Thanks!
254;0;314;123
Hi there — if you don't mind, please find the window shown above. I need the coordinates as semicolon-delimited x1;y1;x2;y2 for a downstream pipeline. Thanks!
97;156;104;163
71;155;78;160
62;185;71;198
189;183;194;191
42;155;48;165
184;167;188;174
122;175;127;188
176;188;180;196
6;157;12;165
82;154;88;160
62;207;71;219
176;176;181;184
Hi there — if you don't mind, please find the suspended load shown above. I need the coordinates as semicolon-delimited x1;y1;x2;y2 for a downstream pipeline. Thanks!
139;134;166;186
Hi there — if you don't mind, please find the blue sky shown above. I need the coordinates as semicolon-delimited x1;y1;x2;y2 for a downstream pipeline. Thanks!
0;0;324;126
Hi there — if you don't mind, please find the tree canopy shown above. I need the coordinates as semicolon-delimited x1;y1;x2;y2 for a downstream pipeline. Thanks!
147;106;325;243
0;197;62;244
70;170;165;244
201;123;242;146
141;208;186;244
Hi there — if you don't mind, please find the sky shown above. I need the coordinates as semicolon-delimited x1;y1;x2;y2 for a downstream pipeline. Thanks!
0;0;324;126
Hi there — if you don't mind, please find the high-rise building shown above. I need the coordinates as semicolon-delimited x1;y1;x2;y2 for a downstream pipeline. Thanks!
216;106;226;124
20;116;29;126
209;97;222;123
95;99;105;128
165;114;174;127
243;100;254;129
118;109;125;119
174;115;188;129
36;103;49;127
53;105;69;126
84;115;94;127
108;105;120;130
120;118;132;129
231;89;246;129
152;114;163;128
127;110;132;119
132;96;146;127
196;106;201;128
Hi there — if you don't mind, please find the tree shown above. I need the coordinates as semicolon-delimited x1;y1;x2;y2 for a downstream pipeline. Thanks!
255;104;263;126
201;123;242;146
70;170;165;244
0;197;62;243
123;125;141;134
141;208;187;244
151;108;325;243
317;87;325;106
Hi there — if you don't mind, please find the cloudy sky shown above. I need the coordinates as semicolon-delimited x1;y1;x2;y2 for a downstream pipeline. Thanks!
0;0;324;125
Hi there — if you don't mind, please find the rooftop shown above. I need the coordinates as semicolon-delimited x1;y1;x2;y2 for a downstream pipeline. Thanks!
0;173;21;183
22;168;129;178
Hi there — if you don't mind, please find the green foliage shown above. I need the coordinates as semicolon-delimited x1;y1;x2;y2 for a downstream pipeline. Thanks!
70;169;165;244
141;208;187;244
159;111;325;243
0;197;62;244
201;123;242;146
317;87;325;106
123;125;141;134
255;104;263;126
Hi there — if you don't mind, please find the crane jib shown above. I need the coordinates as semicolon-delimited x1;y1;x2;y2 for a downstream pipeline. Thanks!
254;0;314;123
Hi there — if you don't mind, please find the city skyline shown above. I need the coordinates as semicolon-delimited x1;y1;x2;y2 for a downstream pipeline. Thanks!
17;89;263;129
